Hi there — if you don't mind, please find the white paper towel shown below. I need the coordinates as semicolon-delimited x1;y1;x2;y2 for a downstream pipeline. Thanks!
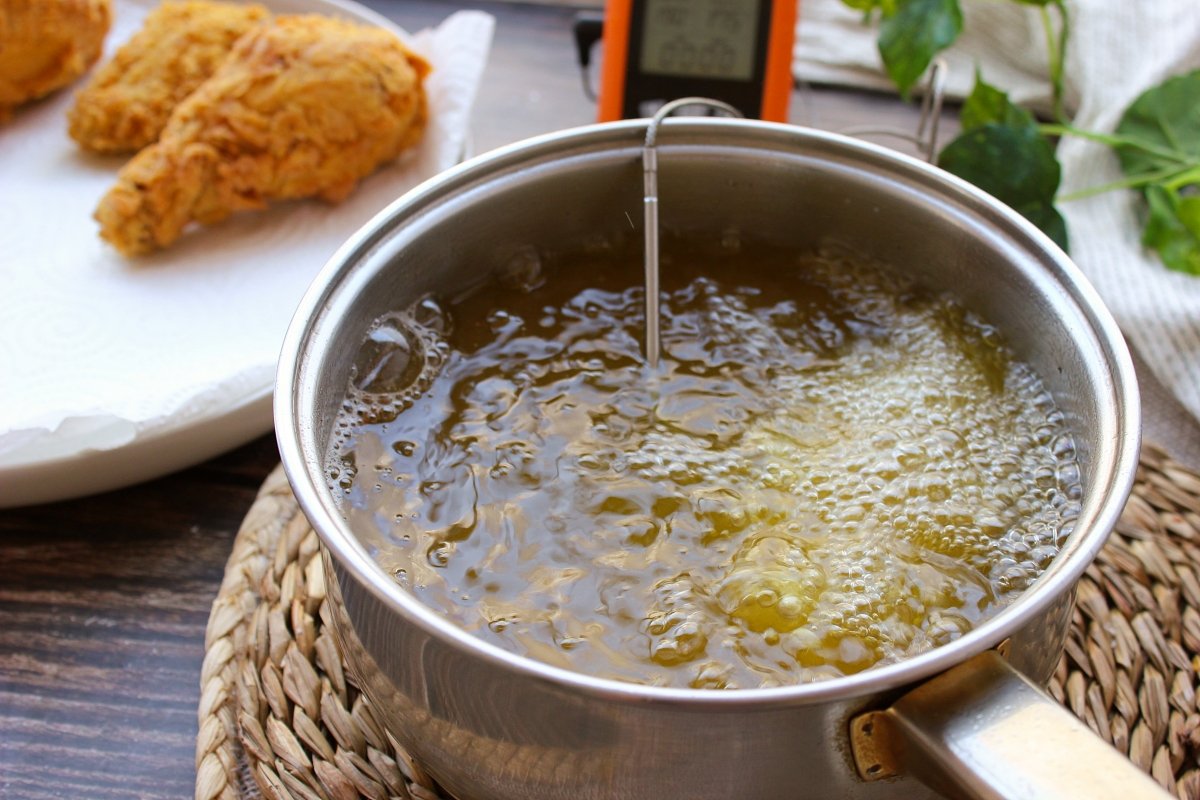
794;0;1200;425
0;2;495;469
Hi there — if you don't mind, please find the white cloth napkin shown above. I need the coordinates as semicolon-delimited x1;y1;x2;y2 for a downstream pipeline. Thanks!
794;0;1200;425
0;3;494;466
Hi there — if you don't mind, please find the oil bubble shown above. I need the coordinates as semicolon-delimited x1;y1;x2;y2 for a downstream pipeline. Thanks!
352;314;424;395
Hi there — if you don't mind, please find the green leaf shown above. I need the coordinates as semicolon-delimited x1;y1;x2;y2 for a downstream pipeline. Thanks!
960;73;1036;133
938;123;1069;250
1109;70;1200;273
838;0;897;20
1179;195;1200;239
1014;201;1070;250
1113;69;1200;177
878;0;963;98
1142;185;1200;275
945;76;1068;248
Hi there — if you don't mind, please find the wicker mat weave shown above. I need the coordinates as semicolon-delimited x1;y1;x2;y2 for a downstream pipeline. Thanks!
196;445;1200;800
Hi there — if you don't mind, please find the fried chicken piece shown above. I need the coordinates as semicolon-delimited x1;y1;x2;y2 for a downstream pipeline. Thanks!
95;15;430;257
68;0;270;154
0;0;111;122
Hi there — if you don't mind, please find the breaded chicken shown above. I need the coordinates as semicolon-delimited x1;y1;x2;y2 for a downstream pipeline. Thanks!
0;0;111;122
95;15;429;256
68;0;270;153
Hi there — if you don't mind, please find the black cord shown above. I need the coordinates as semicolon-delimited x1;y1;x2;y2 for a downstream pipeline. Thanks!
572;12;605;103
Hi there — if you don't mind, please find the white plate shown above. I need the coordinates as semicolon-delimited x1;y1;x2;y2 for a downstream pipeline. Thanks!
0;0;492;507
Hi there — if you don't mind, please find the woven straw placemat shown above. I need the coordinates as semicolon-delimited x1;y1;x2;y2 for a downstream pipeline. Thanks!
196;445;1200;800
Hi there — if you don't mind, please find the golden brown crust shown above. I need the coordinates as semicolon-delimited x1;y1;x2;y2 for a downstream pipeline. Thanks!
0;0;112;121
95;14;429;257
68;0;270;154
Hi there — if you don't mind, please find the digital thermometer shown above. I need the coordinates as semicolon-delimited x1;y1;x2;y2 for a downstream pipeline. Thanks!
595;0;796;122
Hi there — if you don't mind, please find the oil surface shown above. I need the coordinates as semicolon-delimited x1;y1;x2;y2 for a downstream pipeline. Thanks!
329;236;1082;689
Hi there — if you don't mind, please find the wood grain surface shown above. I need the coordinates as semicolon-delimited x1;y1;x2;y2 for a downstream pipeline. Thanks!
0;434;279;799
2;2;1198;799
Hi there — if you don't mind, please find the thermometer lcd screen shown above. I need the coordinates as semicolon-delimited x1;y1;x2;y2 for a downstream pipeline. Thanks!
638;0;761;81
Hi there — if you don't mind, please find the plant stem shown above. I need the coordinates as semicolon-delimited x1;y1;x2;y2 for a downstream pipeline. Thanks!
1039;4;1066;122
1039;123;1193;165
1058;166;1188;201
1164;165;1200;192
1054;0;1069;120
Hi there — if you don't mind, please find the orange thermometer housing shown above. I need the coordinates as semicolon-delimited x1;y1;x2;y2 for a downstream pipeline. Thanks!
597;0;796;122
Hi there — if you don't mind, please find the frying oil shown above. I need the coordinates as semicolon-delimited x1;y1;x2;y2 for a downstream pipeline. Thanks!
328;235;1082;689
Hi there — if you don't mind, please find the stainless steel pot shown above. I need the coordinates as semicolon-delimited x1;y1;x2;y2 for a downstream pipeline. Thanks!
276;120;1155;799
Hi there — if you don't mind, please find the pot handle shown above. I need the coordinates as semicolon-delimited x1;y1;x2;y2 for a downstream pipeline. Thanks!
850;649;1172;799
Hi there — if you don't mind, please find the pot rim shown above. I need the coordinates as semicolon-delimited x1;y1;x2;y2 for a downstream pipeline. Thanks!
276;118;1141;708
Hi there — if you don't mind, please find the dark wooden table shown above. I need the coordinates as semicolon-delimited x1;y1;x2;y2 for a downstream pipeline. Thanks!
3;2;1198;798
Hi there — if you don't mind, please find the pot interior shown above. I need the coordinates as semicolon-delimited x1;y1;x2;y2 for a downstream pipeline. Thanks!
282;119;1138;694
